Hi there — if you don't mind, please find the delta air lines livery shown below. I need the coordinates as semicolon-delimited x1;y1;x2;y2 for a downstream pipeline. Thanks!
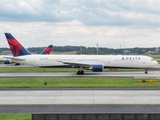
0;44;53;64
40;45;53;54
4;33;158;75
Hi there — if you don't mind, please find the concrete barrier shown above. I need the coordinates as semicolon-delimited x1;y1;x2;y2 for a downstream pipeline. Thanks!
32;113;160;120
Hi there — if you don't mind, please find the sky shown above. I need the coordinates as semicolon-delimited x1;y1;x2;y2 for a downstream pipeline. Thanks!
0;0;160;48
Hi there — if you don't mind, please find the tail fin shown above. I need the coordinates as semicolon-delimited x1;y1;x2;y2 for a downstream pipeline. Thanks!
40;45;53;54
4;33;31;57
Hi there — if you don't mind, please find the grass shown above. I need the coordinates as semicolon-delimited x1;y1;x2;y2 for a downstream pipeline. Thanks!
0;78;159;88
0;114;31;120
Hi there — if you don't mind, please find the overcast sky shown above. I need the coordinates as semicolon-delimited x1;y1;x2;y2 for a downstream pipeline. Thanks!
0;0;160;48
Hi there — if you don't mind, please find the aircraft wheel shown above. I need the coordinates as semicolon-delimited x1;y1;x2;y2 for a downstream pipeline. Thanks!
77;71;84;75
77;71;80;75
80;71;84;75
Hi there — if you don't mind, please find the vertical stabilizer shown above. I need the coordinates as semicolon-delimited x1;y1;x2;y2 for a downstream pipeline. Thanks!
41;45;53;54
4;33;31;57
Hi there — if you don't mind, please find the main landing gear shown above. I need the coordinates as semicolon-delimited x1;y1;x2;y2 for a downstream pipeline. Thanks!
77;67;84;75
145;68;148;74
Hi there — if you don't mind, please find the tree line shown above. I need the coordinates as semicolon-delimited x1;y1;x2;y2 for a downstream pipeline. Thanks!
0;46;159;55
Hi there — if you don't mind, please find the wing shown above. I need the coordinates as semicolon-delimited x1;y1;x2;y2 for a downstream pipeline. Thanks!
62;61;104;68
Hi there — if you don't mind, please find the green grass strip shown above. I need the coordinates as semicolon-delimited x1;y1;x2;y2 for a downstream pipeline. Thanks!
0;78;159;88
0;114;31;120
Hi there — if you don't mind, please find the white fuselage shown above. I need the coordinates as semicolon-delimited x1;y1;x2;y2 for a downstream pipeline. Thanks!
12;54;158;68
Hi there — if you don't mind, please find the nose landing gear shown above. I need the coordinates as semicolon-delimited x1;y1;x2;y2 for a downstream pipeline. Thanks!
145;68;149;74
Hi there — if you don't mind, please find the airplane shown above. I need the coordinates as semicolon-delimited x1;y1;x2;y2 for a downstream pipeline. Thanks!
40;45;53;54
0;44;53;64
4;33;158;75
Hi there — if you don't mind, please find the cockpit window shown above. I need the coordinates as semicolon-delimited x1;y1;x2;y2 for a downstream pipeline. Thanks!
151;59;155;61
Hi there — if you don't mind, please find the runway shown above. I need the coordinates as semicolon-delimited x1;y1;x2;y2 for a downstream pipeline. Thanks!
0;89;160;113
0;71;160;78
1;89;160;105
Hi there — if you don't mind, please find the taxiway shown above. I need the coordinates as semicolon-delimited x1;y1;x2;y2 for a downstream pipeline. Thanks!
0;71;159;78
0;89;160;113
0;89;160;105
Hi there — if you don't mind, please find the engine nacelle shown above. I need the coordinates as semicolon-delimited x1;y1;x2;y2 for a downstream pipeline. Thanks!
91;64;104;72
4;60;11;64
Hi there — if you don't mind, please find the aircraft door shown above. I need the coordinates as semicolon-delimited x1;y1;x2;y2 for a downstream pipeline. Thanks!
33;57;37;64
107;57;112;64
72;58;77;62
142;57;146;64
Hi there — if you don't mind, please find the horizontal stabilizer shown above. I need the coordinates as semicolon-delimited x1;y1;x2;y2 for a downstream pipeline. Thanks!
4;57;25;61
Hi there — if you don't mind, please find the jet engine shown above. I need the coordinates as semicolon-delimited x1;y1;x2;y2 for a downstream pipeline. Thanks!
91;64;104;72
4;60;11;64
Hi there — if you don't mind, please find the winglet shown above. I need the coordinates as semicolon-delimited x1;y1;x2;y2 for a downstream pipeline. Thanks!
4;33;31;57
41;45;53;54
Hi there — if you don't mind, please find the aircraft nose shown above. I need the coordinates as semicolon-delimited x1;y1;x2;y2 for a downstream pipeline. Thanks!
154;60;158;65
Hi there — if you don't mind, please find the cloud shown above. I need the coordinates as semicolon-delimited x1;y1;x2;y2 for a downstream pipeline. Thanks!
0;0;160;26
0;20;160;48
0;0;160;49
